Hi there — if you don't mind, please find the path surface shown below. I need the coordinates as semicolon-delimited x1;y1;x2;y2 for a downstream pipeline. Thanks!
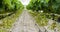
9;10;39;32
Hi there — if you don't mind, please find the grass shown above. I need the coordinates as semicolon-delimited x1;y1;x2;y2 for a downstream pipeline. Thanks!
28;10;48;26
0;9;23;32
28;10;60;31
0;29;9;32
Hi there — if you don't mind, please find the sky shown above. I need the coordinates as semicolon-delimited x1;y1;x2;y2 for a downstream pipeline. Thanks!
19;0;30;5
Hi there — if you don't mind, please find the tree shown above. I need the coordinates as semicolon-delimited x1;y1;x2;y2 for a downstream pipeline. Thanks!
27;0;60;20
27;0;60;14
26;0;41;12
0;0;3;8
0;0;24;12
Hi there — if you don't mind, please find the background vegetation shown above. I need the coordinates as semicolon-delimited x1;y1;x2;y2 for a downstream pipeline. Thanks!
0;0;24;32
27;0;60;30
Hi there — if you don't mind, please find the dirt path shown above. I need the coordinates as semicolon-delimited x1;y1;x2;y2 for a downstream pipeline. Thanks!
9;10;39;32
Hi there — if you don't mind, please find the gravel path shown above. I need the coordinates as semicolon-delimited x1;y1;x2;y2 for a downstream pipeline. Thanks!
9;10;39;32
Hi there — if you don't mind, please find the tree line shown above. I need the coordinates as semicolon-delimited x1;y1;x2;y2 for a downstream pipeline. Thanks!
27;0;60;14
0;0;24;13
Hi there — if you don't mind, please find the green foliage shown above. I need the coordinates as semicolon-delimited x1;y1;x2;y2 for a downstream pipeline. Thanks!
28;0;60;30
0;0;24;31
36;13;48;26
0;0;3;8
27;0;60;14
29;11;48;26
3;0;12;11
27;0;41;11
0;9;23;32
0;0;24;19
49;22;57;30
0;29;8;32
0;0;24;13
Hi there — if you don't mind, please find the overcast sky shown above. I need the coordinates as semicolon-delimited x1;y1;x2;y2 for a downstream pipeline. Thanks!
19;0;30;5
